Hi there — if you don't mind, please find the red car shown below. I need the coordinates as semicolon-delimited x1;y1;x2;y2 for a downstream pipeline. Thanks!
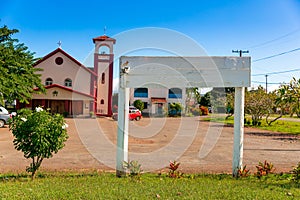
112;106;142;121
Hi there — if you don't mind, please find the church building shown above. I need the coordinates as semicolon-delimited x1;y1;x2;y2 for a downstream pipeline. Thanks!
17;35;115;117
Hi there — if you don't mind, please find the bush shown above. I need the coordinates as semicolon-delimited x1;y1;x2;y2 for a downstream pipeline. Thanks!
9;107;69;179
200;106;209;115
123;160;142;179
255;160;275;179
291;162;300;182
133;100;144;112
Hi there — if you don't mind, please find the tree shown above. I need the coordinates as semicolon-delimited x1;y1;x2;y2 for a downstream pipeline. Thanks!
199;92;211;107
285;77;300;117
245;86;273;126
265;88;290;126
9;107;69;179
0;25;45;104
185;87;200;114
133;99;144;111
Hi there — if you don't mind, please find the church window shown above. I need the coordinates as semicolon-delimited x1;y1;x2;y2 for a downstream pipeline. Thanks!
64;78;72;87
100;99;105;104
45;78;53;86
101;73;105;84
55;57;64;65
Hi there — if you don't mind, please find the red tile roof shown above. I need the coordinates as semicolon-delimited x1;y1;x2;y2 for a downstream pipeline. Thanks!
92;35;116;43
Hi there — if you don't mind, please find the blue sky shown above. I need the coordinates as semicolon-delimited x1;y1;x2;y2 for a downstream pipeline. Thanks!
1;0;300;91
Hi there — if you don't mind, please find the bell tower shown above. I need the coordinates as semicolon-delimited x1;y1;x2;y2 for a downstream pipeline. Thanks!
93;35;116;116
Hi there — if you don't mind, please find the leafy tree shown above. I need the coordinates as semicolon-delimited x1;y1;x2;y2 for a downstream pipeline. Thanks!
0;25;45;104
133;99;144;111
265;89;289;126
284;77;300;117
245;86;273;126
9;107;69;179
185;87;200;114
199;92;211;107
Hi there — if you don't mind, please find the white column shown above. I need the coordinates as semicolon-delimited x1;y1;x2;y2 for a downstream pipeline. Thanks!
232;87;245;177
116;73;129;177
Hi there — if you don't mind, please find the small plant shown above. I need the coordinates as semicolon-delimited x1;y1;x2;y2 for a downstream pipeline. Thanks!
237;165;250;178
255;160;275;179
168;160;183;178
9;107;69;179
123;160;142;178
291;162;300;182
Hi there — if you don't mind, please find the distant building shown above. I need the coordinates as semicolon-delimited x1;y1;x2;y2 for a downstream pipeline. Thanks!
17;35;115;117
17;35;188;117
129;87;187;116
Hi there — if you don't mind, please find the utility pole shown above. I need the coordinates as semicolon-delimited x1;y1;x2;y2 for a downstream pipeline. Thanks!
265;74;268;93
232;50;249;57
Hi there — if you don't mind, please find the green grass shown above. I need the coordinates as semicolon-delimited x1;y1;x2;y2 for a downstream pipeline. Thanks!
203;115;300;135
0;172;299;199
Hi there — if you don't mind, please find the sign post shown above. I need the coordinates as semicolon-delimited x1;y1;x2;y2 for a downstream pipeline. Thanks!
116;56;250;177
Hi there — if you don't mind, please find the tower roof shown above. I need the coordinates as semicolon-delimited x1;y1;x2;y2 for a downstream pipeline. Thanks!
92;35;116;44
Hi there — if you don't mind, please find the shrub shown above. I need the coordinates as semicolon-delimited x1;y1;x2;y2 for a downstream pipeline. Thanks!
237;165;250;178
168;160;183;178
123;160;142;178
200;106;209;115
9;107;69;179
190;107;200;116
169;103;182;117
291;162;300;182
133;100;144;112
255;160;275;179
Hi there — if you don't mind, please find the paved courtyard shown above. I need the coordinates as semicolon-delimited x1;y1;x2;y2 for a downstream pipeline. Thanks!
0;117;299;174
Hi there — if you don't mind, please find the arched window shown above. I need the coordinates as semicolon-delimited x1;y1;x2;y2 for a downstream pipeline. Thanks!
134;88;148;98
100;99;105;104
64;78;72;87
45;78;53;86
168;88;182;99
101;73;105;84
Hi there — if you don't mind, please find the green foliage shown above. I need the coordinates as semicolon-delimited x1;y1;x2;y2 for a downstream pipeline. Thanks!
9;107;69;179
291;162;300;183
200;92;211;107
168;160;183;178
133;99;144;111
245;86;274;126
277;78;300;118
169;103;182;116
1;172;300;199
255;160;275;179
0;25;45;104
123;160;142;178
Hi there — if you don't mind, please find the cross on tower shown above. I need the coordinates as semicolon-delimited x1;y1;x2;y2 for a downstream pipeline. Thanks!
57;41;62;48
104;26;107;35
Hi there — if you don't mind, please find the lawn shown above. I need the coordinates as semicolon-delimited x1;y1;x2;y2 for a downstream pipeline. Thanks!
203;115;300;135
0;172;299;199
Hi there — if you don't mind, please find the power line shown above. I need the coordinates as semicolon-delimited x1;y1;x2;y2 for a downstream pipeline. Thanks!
252;68;300;76
247;28;300;49
253;47;300;62
251;81;287;85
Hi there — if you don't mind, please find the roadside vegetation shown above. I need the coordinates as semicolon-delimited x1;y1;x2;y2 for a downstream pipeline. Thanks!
0;171;299;199
202;114;300;135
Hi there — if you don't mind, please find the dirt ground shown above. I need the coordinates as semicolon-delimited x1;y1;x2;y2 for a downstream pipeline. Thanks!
0;117;299;174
